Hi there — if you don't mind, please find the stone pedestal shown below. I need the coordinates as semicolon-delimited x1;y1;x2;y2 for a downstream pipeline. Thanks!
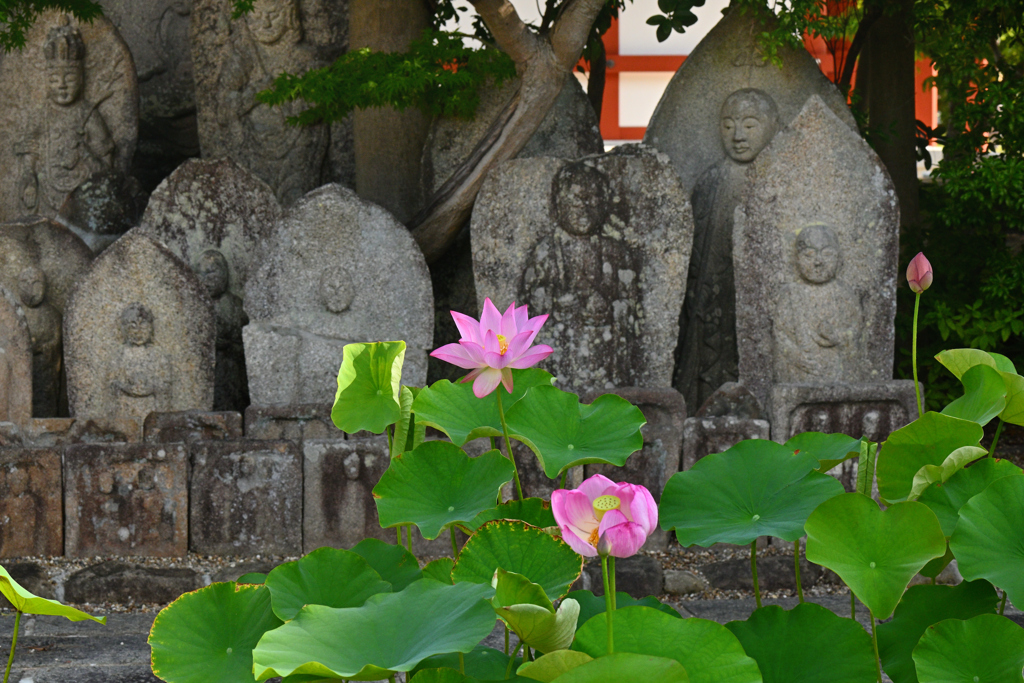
245;404;339;443
144;411;243;445
189;440;302;556
768;381;919;443
682;416;772;470
0;447;63;557
64;443;188;557
22;417;142;447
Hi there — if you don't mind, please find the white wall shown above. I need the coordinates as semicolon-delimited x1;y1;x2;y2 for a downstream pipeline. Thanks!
619;0;730;55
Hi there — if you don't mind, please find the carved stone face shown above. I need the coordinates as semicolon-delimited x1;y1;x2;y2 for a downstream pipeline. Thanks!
247;0;298;45
319;269;354;314
795;225;841;285
195;250;230;299
343;452;360;481
121;304;155;347
17;267;46;308
47;64;84;106
720;89;779;163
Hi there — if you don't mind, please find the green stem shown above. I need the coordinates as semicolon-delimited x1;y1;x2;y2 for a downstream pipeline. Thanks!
495;390;524;500
870;613;883;683
794;539;804;603
602;555;615;654
406;524;413;553
851;588;856;619
609;557;617;611
459;652;466;674
750;541;761;609
3;611;19;683
506;640;524;679
990;419;1005;458
386;424;393;456
451;527;459;559
526;646;533;662
396;526;401;545
912;292;923;417
389;675;396;683
504;623;509;656
560;470;568;490
1000;590;1008;615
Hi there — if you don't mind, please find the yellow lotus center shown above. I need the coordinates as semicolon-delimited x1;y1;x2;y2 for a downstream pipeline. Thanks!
592;495;621;522
496;334;509;355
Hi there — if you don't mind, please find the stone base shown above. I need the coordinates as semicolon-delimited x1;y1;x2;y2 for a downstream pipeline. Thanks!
768;381;918;443
22;417;142;448
682;416;771;470
144;411;243;444
244;403;339;442
0;448;63;557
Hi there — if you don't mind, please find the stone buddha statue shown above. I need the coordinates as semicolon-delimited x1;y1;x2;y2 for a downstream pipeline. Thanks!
17;266;62;417
110;303;172;420
195;249;248;410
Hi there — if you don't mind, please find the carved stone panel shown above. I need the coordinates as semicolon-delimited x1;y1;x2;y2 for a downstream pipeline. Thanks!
22;417;142;447
64;230;215;420
767;381;918;444
244;403;338;442
0;288;33;427
64;442;189;557
244;185;432;405
0;12;138;220
190;440;302;555
144;410;243;444
472;146;693;395
682;416;771;471
0;447;63;557
734;96;900;407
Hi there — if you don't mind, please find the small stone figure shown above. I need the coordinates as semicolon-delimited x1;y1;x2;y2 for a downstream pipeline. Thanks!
677;88;780;410
16;18;115;216
110;303;172;421
195;250;248;410
18;267;63;417
774;224;862;382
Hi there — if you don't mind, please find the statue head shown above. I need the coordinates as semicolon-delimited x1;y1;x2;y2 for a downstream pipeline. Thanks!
794;224;842;285
17;266;46;308
246;0;302;46
343;452;361;481
553;161;613;237
319;269;354;314
44;18;86;107
195;249;230;299
720;88;779;163
120;303;155;346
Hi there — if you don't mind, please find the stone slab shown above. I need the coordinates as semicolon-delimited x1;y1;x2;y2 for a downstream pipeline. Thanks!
21;416;142;447
189;440;303;555
0;448;63;557
0;288;32;426
583;554;663;598
64;560;200;605
64;443;188;557
144;410;243;445
682;416;771;470
244;403;339;442
700;555;822;592
768;381;918;443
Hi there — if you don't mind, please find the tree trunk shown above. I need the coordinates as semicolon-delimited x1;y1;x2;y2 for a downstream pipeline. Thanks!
587;39;606;121
863;0;920;227
349;0;431;223
408;0;608;263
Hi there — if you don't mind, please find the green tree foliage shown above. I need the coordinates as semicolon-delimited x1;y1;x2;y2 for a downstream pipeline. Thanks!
0;0;102;51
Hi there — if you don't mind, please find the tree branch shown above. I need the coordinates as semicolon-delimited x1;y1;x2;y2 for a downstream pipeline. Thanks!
469;0;540;64
549;0;607;68
837;3;883;96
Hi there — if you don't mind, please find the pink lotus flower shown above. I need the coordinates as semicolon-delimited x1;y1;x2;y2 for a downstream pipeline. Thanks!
552;474;658;558
430;298;554;398
907;252;933;294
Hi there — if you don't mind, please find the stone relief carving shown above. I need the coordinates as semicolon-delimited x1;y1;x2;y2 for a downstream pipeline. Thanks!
110;303;174;421
676;88;780;410
17;266;62;417
0;289;33;426
195;249;249;410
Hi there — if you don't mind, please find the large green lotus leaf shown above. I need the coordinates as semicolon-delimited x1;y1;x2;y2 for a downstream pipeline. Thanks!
264;547;391;621
252;580;496;681
0;564;104;623
332;341;406;434
413;645;524;681
876;412;983;504
724;603;875;683
373;441;514;539
987;353;1017;374
349;538;422;591
149;583;282;683
805;493;946;619
660;440;844;546
392;385;426;457
877;580;1000;683
950;474;1024;609
574;606;761;683
907;446;988;501
423;558;455;584
784;432;863;473
919;544;955;580
504;386;646;479
518;651;594;683
941;364;1007;425
935;349;998;379
412;369;555;446
408;669;477;683
918;458;1023;536
470;498;557;531
552;653;689;683
452;521;582;601
912;614;1024;683
566;590;681;625
1000;370;1024;426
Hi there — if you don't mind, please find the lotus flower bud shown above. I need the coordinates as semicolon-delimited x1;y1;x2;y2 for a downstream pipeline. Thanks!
907;252;933;294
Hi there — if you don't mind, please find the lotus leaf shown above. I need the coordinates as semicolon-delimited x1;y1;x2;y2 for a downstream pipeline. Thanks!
941;364;1007;425
518;651;594;682
349;538;422;591
566;590;681;625
264;547;391;621
332;341;406;434
907;446;988;501
918;458;1023;536
784;432;863;473
912;614;1024;683
550;653;689;683
470;498;557;531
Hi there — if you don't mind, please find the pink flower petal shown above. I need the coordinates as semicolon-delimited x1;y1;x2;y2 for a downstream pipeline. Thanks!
578;474;617;502
458;340;487;364
629;485;658;536
500;302;518;338
560;524;599;557
484;350;512;370
608;483;637;523
430;343;482;369
597;508;630;537
507;345;553;370
521;313;549;336
450;311;483;345
597;521;648;558
472;367;503;398
505;331;538;360
460;367;484;384
480;298;502;335
501;368;514;394
553;489;599;531
513;304;530;333
483;329;502;356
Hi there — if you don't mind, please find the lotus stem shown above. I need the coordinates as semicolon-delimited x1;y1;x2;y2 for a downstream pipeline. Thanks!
851;588;856;619
609;557;617;611
406;525;413;553
459;652;466;674
912;292;923;417
990;420;1004;458
396;526;401;545
506;640;524;679
386;424;393;456
794;539;804;603
495;390;524;500
1000;590;1008;616
602;555;615;654
451;527;459;559
870;613;883;683
560;470;568;490
504;623;509;655
2;611;19;683
750;541;761;609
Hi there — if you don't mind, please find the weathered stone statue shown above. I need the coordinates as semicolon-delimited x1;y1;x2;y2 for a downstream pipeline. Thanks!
109;303;174;420
0;289;33;426
17;266;63;417
676;88;780;410
195;249;249;410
